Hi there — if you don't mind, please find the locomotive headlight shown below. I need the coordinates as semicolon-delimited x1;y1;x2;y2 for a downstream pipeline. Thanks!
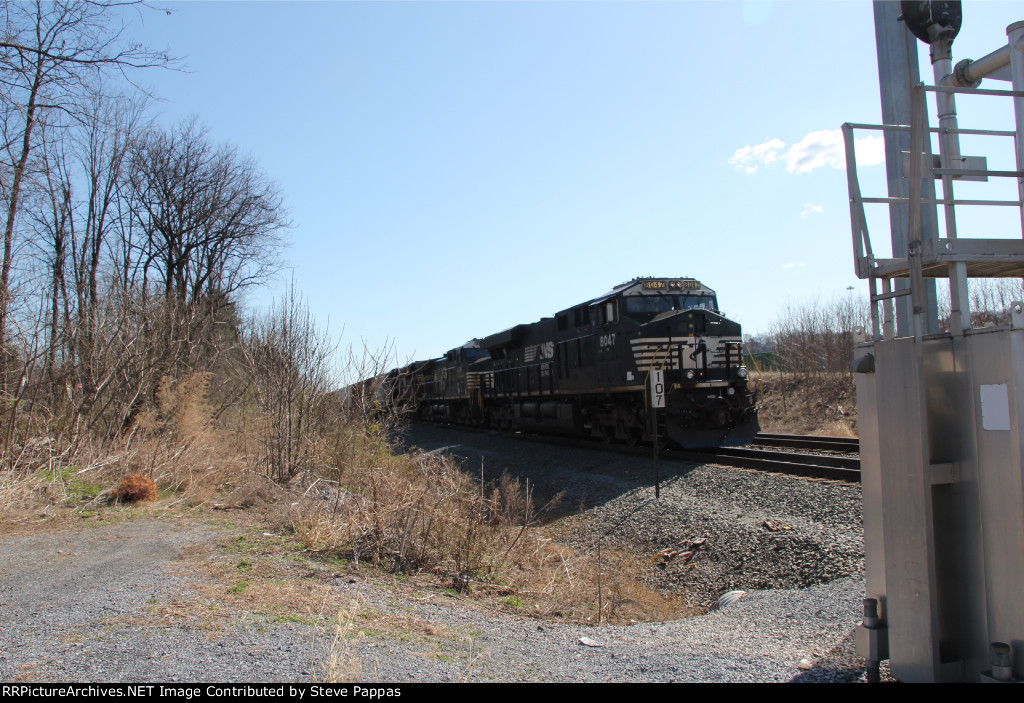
736;366;748;379
685;369;696;380
727;387;736;396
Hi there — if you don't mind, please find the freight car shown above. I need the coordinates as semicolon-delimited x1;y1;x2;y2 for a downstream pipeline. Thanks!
397;277;759;449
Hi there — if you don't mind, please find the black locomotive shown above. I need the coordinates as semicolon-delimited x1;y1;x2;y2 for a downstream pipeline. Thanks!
388;277;759;448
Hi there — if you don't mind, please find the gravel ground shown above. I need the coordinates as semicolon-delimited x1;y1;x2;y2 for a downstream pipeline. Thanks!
0;519;322;682
0;425;875;683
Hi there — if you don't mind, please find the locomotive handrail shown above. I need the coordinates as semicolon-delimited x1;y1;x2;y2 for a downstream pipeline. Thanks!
741;342;764;397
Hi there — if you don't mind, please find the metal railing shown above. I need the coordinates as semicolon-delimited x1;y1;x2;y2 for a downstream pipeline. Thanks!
843;81;1024;341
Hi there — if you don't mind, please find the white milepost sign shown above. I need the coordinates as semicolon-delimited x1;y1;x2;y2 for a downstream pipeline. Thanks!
650;370;665;408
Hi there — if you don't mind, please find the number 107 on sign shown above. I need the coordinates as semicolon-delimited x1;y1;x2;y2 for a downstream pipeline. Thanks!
650;370;665;408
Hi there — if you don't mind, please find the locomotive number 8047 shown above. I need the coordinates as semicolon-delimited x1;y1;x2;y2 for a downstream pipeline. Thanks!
388;277;760;448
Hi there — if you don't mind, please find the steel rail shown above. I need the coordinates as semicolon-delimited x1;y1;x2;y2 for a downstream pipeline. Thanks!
683;446;861;482
753;433;860;452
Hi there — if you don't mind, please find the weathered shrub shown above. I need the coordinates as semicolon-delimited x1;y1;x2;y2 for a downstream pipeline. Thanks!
111;473;158;503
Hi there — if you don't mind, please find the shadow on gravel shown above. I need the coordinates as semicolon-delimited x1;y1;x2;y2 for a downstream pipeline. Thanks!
396;423;703;516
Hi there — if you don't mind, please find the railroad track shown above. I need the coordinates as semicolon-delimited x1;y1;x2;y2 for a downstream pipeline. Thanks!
410;422;862;482
683;445;861;482
754;432;860;452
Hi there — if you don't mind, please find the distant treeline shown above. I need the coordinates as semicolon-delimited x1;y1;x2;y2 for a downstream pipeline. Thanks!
745;279;1024;377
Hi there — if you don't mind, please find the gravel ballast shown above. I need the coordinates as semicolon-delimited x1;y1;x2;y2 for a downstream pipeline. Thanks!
1;425;872;683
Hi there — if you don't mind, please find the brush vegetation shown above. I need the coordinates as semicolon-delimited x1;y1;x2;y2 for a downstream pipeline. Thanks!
747;280;1024;437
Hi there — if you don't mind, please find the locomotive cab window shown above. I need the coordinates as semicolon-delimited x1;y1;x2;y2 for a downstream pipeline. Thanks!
623;294;719;322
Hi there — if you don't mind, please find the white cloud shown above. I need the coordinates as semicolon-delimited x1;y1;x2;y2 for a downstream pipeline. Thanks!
801;203;824;218
728;138;785;173
784;129;844;174
730;130;885;174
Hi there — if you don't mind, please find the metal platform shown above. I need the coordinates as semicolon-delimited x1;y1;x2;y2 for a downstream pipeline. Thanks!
868;238;1024;279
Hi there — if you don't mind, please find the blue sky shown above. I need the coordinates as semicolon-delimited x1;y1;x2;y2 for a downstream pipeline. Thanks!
122;1;1024;367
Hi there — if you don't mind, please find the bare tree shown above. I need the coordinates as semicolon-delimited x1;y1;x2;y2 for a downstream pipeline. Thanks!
0;0;170;347
27;118;73;381
73;93;146;321
25;88;148;413
768;294;870;377
126;119;287;311
930;278;1024;330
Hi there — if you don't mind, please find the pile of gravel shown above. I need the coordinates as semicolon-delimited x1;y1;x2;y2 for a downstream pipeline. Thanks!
403;425;865;612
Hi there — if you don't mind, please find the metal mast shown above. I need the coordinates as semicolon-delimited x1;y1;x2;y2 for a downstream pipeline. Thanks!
872;1;940;336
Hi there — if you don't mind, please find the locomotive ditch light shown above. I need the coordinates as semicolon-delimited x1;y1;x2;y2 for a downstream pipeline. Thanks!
900;1;962;44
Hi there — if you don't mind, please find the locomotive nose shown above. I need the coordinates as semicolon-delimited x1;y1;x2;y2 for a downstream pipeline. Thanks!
671;309;709;336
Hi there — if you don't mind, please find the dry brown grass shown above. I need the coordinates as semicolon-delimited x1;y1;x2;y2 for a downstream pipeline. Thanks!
286;437;548;586
277;424;699;625
757;371;858;436
148;528;340;633
1;359;858;628
515;514;704;623
319;599;368;683
0;469;47;517
499;538;697;623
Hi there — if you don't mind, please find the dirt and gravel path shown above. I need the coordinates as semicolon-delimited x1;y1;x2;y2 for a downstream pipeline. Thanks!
1;426;875;683
0;517;322;682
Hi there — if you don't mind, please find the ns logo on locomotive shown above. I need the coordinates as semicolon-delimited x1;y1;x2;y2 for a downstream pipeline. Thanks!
386;278;759;449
